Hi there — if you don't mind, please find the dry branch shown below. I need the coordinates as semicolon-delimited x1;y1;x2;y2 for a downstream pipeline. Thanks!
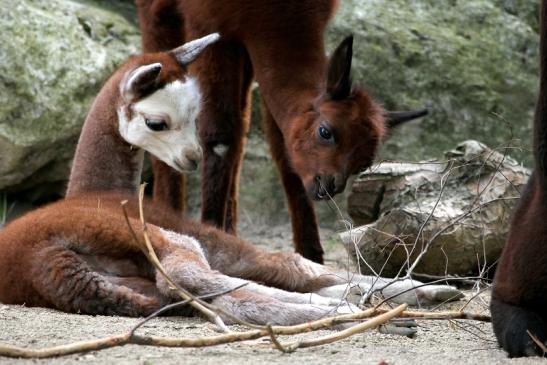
0;305;383;358
374;308;490;322
279;304;407;352
0;304;495;359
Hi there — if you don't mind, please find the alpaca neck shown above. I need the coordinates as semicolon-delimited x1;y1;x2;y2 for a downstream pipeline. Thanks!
66;81;144;197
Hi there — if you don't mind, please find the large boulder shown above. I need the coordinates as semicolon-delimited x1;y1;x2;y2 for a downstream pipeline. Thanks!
0;0;140;200
327;0;539;165
341;140;531;277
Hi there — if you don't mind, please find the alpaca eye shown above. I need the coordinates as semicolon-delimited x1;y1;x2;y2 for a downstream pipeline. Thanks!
318;125;334;142
145;118;168;131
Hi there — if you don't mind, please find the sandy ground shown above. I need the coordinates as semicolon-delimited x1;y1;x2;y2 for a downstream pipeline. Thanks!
0;224;545;365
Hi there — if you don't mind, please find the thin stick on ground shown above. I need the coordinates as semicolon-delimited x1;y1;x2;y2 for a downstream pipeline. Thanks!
279;304;407;352
373;308;490;322
0;305;392;358
266;324;289;353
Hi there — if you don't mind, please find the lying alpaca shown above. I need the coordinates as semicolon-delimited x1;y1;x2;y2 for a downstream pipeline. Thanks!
0;192;462;323
0;34;462;325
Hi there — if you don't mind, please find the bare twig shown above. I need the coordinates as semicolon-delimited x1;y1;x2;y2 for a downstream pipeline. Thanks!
527;330;547;356
279;304;407;352
0;305;386;358
266;324;289;353
375;308;490;322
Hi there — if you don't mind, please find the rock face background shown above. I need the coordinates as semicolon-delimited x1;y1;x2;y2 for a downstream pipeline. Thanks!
341;140;530;277
0;0;540;230
327;0;539;163
0;0;139;201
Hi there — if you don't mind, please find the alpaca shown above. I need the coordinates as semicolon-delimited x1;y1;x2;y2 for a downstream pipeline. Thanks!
135;0;428;264
0;191;462;323
66;33;220;197
491;0;547;357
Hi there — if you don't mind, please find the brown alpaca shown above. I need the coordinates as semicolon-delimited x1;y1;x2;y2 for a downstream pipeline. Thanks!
0;191;460;323
135;0;427;264
66;33;220;197
0;34;462;323
491;0;547;358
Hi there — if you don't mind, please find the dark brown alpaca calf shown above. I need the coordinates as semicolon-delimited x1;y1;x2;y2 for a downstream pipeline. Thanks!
491;0;547;358
136;0;426;263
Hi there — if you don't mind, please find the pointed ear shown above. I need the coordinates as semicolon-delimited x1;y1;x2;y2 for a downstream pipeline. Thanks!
384;108;429;129
327;35;354;100
169;33;220;66
122;63;162;102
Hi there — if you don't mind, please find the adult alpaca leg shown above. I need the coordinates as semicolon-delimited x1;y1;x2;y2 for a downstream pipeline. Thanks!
186;38;254;232
491;297;547;357
261;102;324;263
224;61;254;234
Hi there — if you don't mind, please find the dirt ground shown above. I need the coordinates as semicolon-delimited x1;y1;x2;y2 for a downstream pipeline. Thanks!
0;224;545;365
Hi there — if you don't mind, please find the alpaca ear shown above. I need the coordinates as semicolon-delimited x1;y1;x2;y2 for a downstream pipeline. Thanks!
122;63;162;102
326;35;354;100
384;108;429;129
170;33;220;66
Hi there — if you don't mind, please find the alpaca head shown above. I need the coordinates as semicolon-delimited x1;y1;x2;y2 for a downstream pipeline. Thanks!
285;35;427;200
117;33;219;173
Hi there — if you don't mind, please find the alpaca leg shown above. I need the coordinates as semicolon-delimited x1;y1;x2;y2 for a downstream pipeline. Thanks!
32;244;163;316
186;39;253;232
210;290;357;326
176;225;341;292
317;273;464;306
155;239;357;325
159;228;463;306
261;102;324;263
224;64;253;234
136;0;185;53
491;296;547;357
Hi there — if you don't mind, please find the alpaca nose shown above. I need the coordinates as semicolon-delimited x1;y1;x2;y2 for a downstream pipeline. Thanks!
313;174;347;200
182;146;202;171
314;175;336;199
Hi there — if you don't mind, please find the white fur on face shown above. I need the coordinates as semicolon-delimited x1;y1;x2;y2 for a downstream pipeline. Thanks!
118;78;202;173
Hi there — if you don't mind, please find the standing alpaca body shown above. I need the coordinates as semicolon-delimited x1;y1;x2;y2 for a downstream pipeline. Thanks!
136;0;427;264
0;38;462;323
491;0;547;358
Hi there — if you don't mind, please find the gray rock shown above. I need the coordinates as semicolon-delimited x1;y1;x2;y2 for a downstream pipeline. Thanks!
327;0;539;165
0;0;140;197
341;140;530;277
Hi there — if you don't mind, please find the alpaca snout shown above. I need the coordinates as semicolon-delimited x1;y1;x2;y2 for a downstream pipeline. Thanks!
174;147;202;172
310;174;347;200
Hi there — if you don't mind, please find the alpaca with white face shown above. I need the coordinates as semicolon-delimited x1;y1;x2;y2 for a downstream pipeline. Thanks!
66;34;219;197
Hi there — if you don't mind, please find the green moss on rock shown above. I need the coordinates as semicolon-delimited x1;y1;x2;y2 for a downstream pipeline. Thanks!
0;0;140;191
327;0;539;164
